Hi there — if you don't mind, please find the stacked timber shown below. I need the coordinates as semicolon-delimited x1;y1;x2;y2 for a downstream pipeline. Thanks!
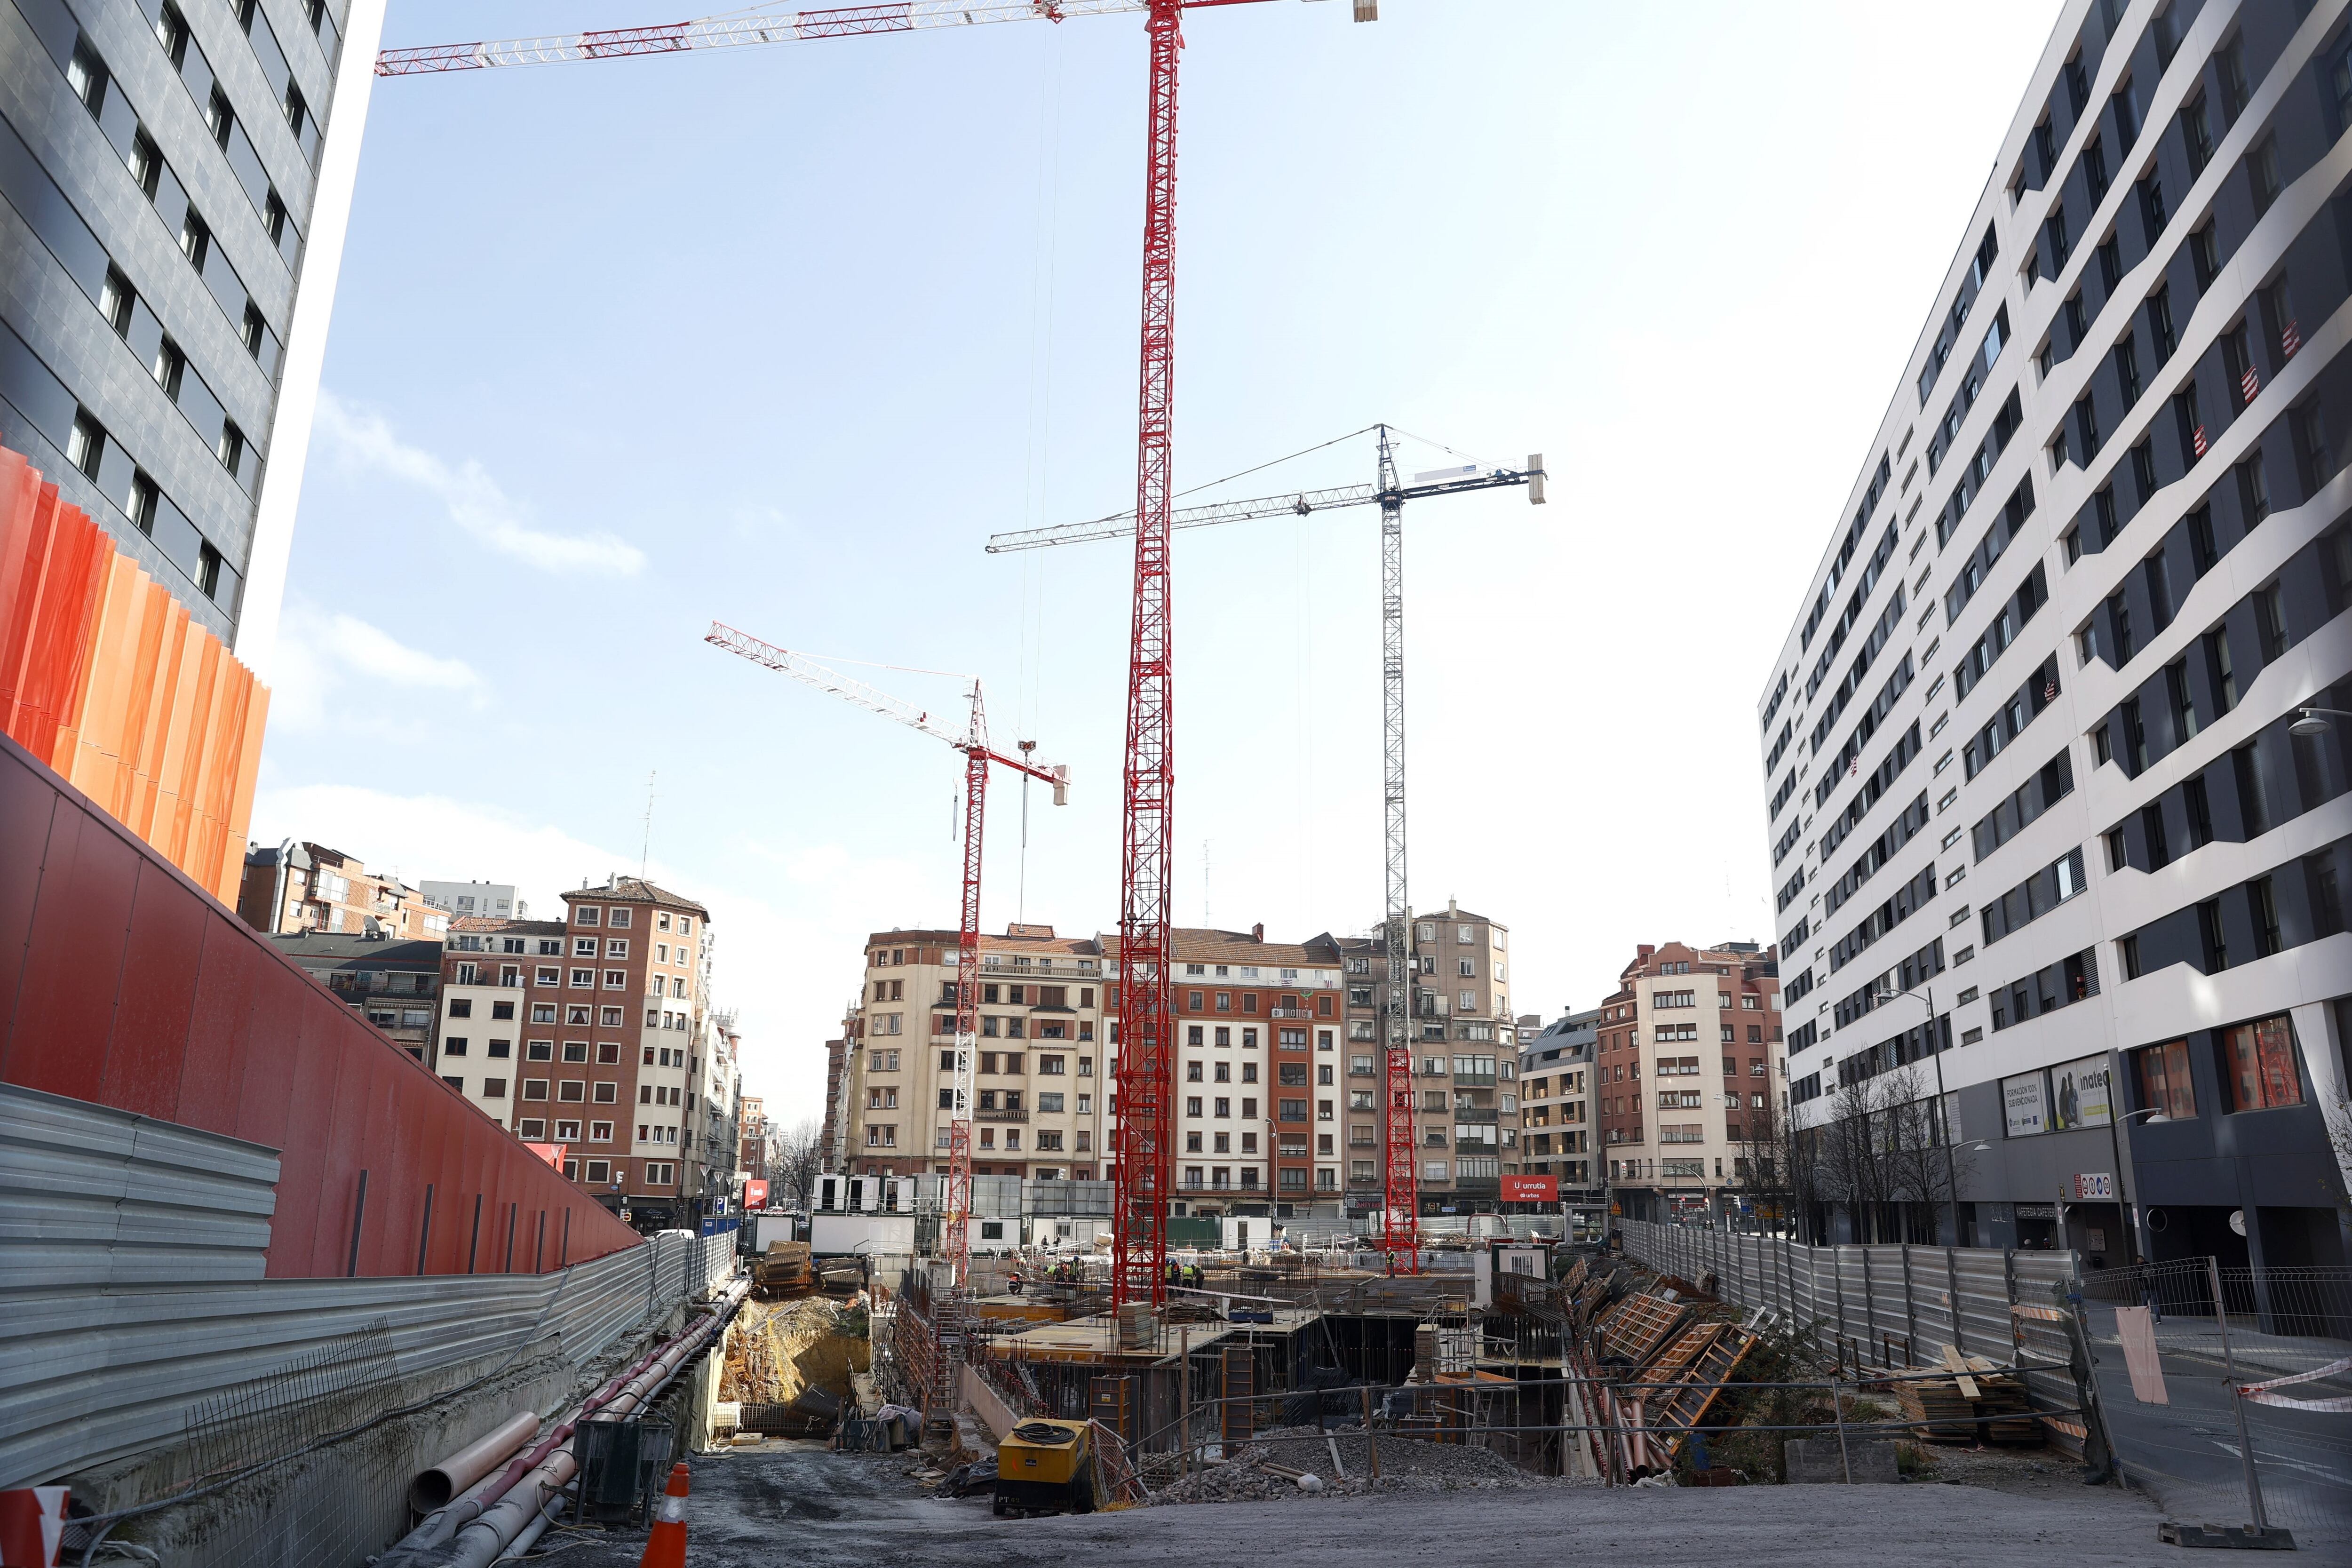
1116;1301;1157;1350
1891;1349;2040;1445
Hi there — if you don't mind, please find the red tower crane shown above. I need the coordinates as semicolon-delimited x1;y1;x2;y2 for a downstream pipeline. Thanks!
381;0;1378;1312
704;622;1065;1283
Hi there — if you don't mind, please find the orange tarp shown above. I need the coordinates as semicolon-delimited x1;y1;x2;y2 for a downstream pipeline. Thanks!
0;447;267;904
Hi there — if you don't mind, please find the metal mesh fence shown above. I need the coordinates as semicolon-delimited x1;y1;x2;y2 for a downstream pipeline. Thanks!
2081;1257;2352;1545
167;1320;415;1568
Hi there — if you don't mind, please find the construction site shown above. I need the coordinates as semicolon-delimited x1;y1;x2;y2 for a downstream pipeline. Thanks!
8;0;2352;1560
405;1227;2176;1568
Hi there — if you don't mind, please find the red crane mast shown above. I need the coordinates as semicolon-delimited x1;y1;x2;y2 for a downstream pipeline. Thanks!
381;0;1381;1313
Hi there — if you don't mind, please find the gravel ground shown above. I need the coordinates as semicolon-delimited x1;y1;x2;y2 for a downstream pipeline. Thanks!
538;1446;2178;1568
1151;1426;1595;1505
1900;1441;2104;1499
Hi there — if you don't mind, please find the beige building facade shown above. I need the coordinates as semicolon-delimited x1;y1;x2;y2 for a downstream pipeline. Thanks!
846;924;1109;1181
1597;941;1786;1224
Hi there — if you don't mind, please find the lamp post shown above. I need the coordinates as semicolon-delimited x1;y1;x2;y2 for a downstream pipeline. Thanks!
1874;981;1961;1245
2287;706;2352;736
2102;1101;2169;1270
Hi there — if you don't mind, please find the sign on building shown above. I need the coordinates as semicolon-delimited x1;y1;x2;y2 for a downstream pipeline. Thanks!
2001;1071;2048;1138
2049;1055;2113;1129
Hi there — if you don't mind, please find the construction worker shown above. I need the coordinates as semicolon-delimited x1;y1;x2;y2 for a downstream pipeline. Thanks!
1009;1267;1024;1296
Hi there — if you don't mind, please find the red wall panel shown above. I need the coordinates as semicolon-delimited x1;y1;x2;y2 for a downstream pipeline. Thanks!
0;732;643;1277
102;864;207;1119
177;928;260;1130
8;807;133;1101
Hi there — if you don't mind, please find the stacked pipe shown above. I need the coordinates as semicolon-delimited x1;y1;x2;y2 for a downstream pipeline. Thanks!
379;1279;748;1568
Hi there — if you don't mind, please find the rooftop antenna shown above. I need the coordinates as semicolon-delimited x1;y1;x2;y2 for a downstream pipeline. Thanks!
639;771;658;878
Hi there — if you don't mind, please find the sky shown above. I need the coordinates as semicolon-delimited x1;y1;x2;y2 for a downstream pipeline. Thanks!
253;0;2065;1129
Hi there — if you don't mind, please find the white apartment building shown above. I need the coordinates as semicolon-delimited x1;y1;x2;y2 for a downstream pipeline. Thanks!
1761;0;2351;1270
421;879;525;921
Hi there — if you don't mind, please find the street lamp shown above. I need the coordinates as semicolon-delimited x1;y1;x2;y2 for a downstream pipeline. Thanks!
2288;706;2352;737
2104;1105;2169;1269
1873;980;1961;1245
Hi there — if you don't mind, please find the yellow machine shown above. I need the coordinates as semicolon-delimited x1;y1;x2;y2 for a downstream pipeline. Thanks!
992;1420;1096;1517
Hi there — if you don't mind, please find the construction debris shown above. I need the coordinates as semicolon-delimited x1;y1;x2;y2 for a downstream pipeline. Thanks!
1149;1427;1597;1505
720;1294;872;1438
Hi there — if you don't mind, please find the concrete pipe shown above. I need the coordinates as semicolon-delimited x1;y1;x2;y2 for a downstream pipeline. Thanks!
409;1412;541;1514
435;1283;747;1568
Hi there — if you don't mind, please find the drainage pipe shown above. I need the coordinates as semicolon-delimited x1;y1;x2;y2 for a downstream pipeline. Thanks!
380;1281;745;1567
409;1412;540;1515
437;1281;746;1568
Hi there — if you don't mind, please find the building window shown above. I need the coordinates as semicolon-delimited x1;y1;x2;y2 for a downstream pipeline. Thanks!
2222;1016;2304;1112
2133;1039;2197;1121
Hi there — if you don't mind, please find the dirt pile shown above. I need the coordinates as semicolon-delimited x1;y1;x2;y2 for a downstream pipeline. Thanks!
720;1297;873;1408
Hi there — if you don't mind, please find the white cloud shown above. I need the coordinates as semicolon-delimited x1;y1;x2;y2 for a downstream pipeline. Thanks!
269;599;486;730
311;391;645;577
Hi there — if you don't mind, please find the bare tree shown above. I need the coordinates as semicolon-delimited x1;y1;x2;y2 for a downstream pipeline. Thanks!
1875;1064;1977;1241
1736;1080;1822;1241
1817;1072;1898;1242
770;1117;826;1211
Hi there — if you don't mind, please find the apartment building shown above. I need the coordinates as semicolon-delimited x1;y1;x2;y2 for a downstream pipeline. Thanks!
271;930;439;1059
697;1011;744;1222
238;840;446;939
739;1092;769;1186
1120;926;1349;1218
421;879;524;921
1321;903;1522;1218
1760;0;2352;1268
819;1026;851;1173
0;0;381;649
1520;1006;1601;1198
1597;942;1785;1224
845;924;1108;1181
433;916;568;1130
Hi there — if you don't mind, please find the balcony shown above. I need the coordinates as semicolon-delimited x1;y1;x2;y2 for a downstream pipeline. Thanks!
1269;1007;1314;1019
1453;1106;1499;1124
1453;1071;1496;1088
975;1108;1029;1122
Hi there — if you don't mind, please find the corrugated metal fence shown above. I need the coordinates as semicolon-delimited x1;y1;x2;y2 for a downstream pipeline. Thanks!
1;1082;735;1490
1616;1220;2082;1409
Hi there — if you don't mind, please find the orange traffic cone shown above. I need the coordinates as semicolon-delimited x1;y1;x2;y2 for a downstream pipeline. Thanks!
639;1463;689;1568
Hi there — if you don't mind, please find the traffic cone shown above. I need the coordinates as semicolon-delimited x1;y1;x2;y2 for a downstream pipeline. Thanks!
639;1463;689;1568
0;1488;68;1568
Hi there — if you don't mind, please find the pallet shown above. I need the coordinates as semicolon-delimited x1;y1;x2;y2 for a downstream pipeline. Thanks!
1597;1292;1692;1367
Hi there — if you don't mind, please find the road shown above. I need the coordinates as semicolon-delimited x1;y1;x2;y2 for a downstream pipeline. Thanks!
545;1441;2202;1568
2083;1301;2352;1548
